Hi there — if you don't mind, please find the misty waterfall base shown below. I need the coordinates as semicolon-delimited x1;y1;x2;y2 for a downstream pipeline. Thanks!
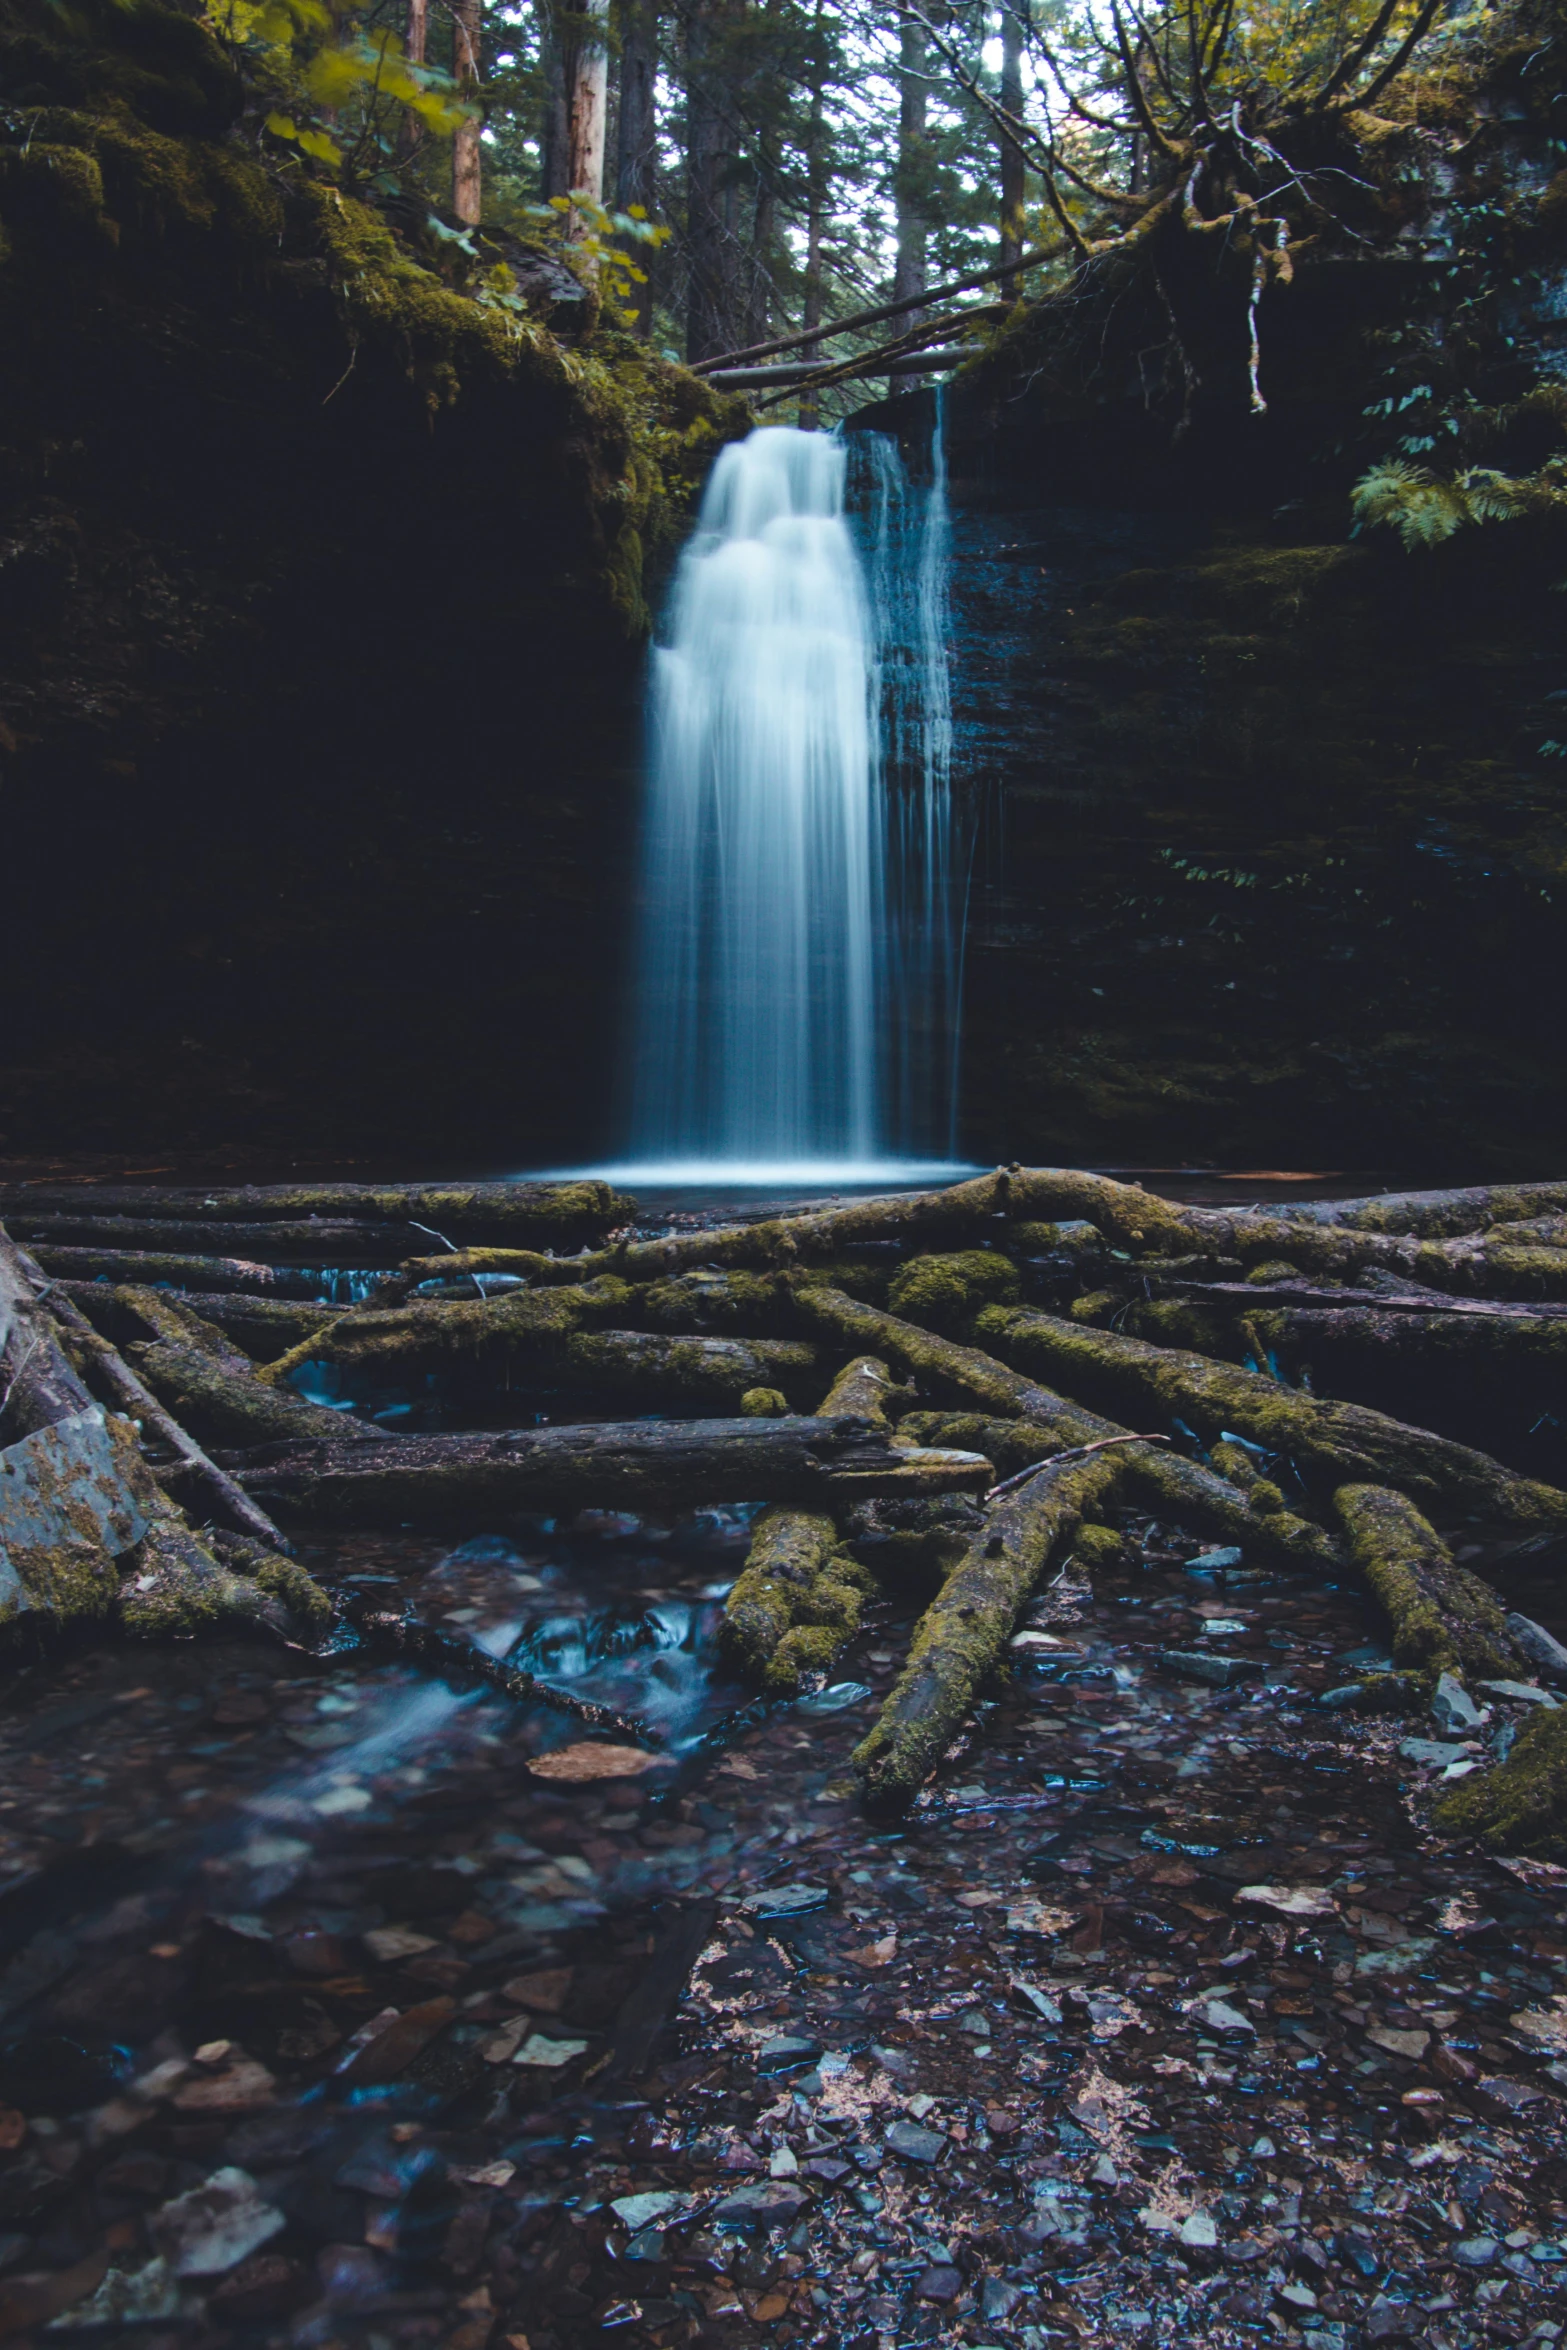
623;422;965;1186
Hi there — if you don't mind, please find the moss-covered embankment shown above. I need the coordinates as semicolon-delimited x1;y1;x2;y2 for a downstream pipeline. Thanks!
0;0;740;1163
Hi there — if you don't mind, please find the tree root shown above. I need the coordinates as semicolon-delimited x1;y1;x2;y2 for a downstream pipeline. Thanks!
975;1303;1567;1527
1333;1484;1527;1685
852;1447;1127;1811
1434;1707;1567;1859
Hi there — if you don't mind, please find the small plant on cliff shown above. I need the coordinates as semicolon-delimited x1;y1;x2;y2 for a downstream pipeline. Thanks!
201;0;468;182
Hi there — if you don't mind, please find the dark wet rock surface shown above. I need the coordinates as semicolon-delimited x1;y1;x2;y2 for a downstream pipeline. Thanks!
0;1512;1562;2349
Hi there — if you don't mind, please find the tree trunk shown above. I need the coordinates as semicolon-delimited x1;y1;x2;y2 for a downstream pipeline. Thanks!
452;0;483;224
614;0;659;331
797;0;828;425
892;9;928;314
683;0;745;363
998;0;1027;277
399;0;429;157
541;1;573;198
566;0;611;223
238;1416;993;1524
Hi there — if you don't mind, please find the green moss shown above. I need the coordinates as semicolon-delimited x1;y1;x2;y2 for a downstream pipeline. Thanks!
886;1250;1021;1335
210;1532;332;1631
116;1520;287;1639
817;1355;903;1425
1334;1482;1523;1684
722;1505;875;1692
1434;1707;1567;1857
1070;1520;1130;1573
741;1387;788;1417
1068;1290;1120;1325
641;1269;786;1334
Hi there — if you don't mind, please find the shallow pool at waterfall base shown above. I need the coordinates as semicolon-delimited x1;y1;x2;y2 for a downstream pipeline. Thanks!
544;1157;980;1193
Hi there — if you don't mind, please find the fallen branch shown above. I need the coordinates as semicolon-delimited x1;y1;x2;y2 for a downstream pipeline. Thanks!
81;1288;366;1449
977;1303;1567;1527
1334;1483;1526;1685
984;1431;1172;1502
236;1416;993;1524
30;1245;338;1299
853;1445;1127;1812
334;1594;656;1741
0;1179;633;1247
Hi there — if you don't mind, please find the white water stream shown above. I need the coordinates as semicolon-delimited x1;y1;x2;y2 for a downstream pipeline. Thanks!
610;417;969;1187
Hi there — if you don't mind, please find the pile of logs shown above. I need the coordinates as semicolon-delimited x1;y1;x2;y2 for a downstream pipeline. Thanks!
3;1167;1566;1845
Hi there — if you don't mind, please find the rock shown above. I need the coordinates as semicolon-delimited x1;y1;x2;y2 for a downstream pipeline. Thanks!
1399;1736;1470;1765
739;1883;830;1918
1191;1548;1243;1569
46;2255;181;2326
1507;1613;1567;1679
208;2252;311;2322
611;2191;686;2230
1506;1997;1567;2053
527;1741;660;1782
170;2058;276;2113
1354;1937;1439;1978
711;2181;808;2226
756;2036;822;2072
512;2032;590;2068
1155;1650;1265;1686
1476;2073;1550;2116
1180;2211;1219;2248
885;2119;947;2164
1006;1899;1078;1937
1366;2299;1420;2342
335;1997;455;2086
916;2263;963;2301
1189;1997;1255;2036
1453;2236;1499;2267
1367;2024;1429;2059
981;2277;1023;2318
1476;1678;1559;1707
1234;1884;1337;1920
149;2167;285;2277
363;1926;440;1963
1431;1671;1487;1734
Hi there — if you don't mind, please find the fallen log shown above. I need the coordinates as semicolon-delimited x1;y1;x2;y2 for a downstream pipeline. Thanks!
722;1356;901;1692
87;1288;365;1450
7;1214;433;1259
63;1288;346;1357
790;1286;1341;1570
976;1303;1567;1528
852;1447;1126;1811
35;1279;294;1551
236;1417;993;1525
1333;1484;1527;1684
29;1246;342;1299
1265;1181;1567;1241
0;1179;634;1247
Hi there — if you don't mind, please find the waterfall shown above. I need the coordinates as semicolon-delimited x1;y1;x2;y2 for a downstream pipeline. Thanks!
612;415;967;1185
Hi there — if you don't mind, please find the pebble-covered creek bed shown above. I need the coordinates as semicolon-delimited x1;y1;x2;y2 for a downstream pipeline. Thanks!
0;1510;1562;2350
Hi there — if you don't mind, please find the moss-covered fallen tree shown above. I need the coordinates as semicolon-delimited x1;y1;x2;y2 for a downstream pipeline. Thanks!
1434;1708;1567;1859
1333;1484;1526;1684
852;1446;1126;1810
976;1302;1567;1526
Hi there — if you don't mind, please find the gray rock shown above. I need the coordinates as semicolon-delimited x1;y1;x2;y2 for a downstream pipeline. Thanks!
1399;1737;1469;1766
1477;1678;1558;1708
1508;1612;1567;1680
756;2035;822;2072
1154;1650;1264;1687
980;2278;1023;2319
885;2120;947;2165
915;2264;963;2302
1190;1548;1243;1570
712;2181;808;2227
739;1883;829;1918
1431;1671;1487;1734
1453;2236;1499;2268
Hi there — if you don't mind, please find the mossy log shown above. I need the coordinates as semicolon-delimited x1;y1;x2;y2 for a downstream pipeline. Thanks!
1269;1182;1567;1241
721;1355;904;1692
30;1245;339;1298
722;1508;877;1694
251;1277;820;1409
0;1179;635;1246
976;1304;1567;1528
237;1417;993;1526
10;1213;432;1260
852;1447;1126;1811
791;1287;1340;1570
73;1289;346;1357
1333;1484;1527;1684
91;1288;362;1449
40;1279;293;1550
1433;1707;1567;1859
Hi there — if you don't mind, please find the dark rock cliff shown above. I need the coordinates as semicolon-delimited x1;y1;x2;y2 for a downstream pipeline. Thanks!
0;0;737;1170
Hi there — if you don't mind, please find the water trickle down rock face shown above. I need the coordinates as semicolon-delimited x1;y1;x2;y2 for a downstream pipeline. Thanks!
851;15;1567;1179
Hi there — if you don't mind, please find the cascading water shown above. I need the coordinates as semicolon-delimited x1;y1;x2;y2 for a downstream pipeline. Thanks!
609;413;969;1185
